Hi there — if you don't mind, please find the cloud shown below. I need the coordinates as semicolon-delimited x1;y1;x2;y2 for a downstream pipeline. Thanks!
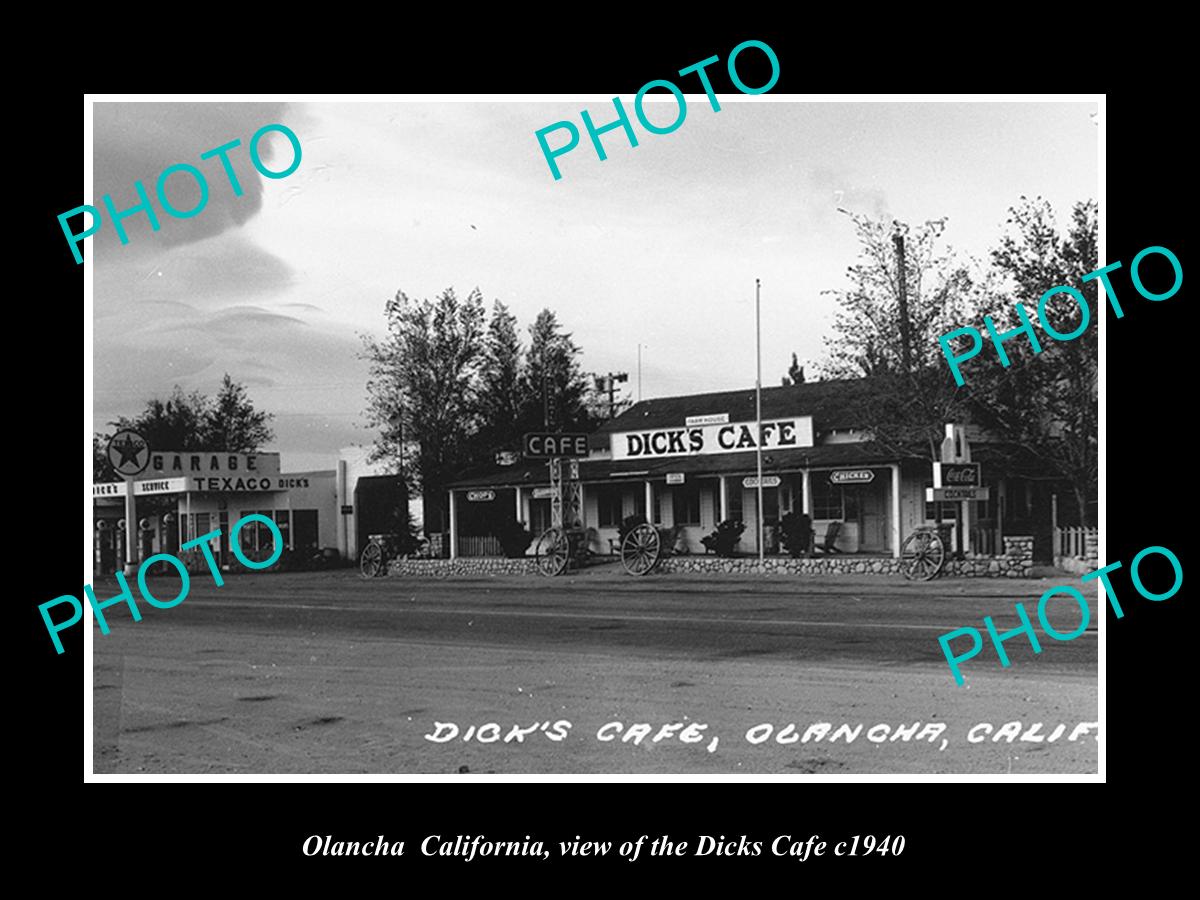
91;102;302;257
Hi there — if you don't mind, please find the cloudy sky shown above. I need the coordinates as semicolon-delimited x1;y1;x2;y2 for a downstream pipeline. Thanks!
91;99;1098;471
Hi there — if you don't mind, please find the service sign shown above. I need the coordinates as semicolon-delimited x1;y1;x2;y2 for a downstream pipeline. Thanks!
93;477;189;498
829;469;874;485
467;490;496;502
933;462;981;488
926;486;990;502
612;417;814;461
523;433;589;458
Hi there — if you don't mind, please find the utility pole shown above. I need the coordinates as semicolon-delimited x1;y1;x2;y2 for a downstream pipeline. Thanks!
893;226;912;373
598;371;628;418
755;278;764;571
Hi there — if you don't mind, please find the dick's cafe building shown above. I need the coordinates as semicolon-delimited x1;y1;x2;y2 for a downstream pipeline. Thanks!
445;378;1044;560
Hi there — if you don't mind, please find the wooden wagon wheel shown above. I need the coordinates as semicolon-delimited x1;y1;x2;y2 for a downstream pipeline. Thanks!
535;527;570;577
359;540;384;578
621;523;662;576
901;529;945;581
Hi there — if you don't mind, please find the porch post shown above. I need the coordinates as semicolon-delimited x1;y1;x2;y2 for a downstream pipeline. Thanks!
448;490;458;559
644;481;653;523
890;464;902;559
801;469;812;516
719;475;728;522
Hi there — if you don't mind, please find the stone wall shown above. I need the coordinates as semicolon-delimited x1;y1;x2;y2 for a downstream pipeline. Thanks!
657;535;1033;578
385;535;1037;579
388;557;539;577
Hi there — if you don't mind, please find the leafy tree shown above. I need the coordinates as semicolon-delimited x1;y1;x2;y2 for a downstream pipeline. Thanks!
475;300;525;455
781;352;806;386
101;377;274;460
971;197;1098;525
110;386;212;452
519;309;591;433
204;373;275;451
363;287;487;533
820;213;980;460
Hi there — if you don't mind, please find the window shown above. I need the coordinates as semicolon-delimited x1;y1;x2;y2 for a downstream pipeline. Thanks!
812;477;841;519
923;483;957;521
728;482;743;523
596;486;624;527
812;477;859;521
672;485;701;525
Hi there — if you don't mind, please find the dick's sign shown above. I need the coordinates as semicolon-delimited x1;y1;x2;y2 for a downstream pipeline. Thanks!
612;417;814;461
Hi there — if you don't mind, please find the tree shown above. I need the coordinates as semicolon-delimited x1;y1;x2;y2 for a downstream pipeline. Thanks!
971;197;1098;526
363;287;487;533
781;352;806;386
110;386;212;452
101;378;274;459
820;213;981;460
475;301;525;455
204;373;275;451
519;309;592;433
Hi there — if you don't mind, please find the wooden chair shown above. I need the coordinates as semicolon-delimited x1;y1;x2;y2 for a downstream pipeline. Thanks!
812;520;843;554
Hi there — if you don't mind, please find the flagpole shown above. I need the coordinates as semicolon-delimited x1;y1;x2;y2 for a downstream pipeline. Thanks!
755;278;764;571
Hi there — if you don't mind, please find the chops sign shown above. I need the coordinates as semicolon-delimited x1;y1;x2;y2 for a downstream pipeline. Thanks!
58;124;302;264
535;40;780;180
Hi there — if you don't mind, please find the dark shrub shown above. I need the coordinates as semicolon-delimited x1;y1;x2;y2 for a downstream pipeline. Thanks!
701;519;745;556
495;518;535;558
780;512;813;558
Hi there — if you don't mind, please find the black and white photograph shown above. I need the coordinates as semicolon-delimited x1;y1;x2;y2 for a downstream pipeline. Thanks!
82;93;1103;777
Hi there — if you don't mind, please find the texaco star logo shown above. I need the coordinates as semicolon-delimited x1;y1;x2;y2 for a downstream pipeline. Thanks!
106;429;150;477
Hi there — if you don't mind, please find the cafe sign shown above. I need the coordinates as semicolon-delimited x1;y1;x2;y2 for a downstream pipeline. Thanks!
612;417;814;461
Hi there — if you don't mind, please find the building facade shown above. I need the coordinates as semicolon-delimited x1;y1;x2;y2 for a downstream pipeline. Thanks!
93;451;337;572
444;379;1055;561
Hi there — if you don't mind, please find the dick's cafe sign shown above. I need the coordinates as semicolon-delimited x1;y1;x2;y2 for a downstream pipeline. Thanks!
612;417;814;461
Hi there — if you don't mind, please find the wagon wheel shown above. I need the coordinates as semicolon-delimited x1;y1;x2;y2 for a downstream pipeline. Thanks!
535;527;570;577
359;540;384;578
621;523;662;575
901;530;945;581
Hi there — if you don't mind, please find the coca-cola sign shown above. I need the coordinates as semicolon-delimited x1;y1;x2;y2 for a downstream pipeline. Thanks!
934;462;981;488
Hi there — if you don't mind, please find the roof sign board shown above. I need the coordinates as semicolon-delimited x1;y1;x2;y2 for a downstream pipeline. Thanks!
685;413;729;427
613;417;814;461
